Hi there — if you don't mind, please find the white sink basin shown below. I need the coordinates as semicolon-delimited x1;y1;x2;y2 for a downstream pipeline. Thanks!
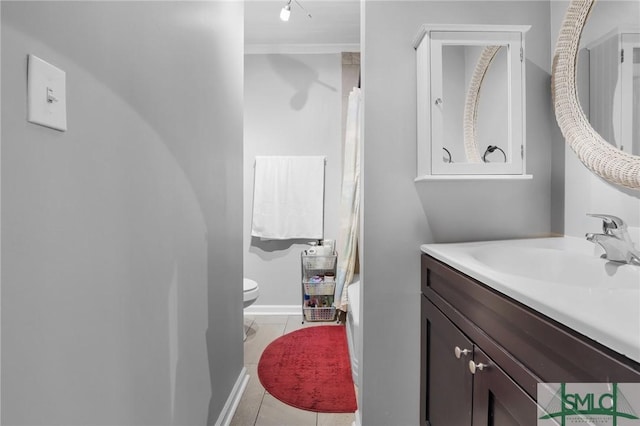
469;245;639;290
421;236;640;363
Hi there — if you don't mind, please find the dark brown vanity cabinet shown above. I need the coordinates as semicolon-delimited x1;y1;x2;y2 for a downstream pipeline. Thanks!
422;297;536;426
422;296;474;425
470;345;535;426
421;254;640;426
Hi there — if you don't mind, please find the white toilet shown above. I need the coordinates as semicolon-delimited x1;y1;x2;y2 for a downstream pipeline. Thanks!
243;278;260;309
243;278;260;341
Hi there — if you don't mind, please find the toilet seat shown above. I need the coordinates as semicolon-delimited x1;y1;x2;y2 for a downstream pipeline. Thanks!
243;278;258;292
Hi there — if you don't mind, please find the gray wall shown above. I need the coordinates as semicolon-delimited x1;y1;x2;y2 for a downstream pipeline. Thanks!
1;2;244;425
361;2;553;425
243;53;342;308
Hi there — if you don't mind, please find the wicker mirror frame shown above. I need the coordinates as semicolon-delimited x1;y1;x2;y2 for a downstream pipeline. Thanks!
463;45;501;163
552;0;640;189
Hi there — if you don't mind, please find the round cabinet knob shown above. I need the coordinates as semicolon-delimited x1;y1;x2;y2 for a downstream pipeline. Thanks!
434;98;443;106
469;361;488;374
454;346;471;359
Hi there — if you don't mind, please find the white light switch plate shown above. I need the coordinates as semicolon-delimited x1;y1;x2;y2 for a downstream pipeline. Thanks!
27;54;67;131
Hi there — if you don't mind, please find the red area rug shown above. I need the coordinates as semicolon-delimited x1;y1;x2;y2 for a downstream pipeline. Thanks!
257;325;357;413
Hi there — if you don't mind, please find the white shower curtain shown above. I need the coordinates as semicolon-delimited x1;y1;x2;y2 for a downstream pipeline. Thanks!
335;87;362;312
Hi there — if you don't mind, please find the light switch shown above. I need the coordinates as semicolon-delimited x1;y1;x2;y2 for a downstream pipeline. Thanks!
27;54;67;131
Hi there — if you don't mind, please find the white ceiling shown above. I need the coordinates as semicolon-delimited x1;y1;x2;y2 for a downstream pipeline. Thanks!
245;0;360;50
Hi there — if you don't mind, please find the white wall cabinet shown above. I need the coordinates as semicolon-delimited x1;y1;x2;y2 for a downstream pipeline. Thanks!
414;25;531;179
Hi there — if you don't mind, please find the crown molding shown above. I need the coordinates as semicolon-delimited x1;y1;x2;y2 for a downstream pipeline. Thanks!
245;43;360;55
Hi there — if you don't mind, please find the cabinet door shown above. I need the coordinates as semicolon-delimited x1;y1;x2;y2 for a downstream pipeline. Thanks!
422;297;473;426
471;347;538;426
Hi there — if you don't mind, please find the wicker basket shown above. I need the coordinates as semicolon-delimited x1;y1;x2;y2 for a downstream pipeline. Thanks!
303;306;336;322
303;281;336;296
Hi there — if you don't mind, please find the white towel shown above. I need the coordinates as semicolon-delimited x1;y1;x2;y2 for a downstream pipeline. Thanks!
251;156;325;240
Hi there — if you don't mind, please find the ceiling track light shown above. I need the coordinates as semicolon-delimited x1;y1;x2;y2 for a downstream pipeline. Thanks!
280;0;312;21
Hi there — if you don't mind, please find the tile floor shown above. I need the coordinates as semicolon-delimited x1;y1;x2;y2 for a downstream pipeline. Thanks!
230;315;356;426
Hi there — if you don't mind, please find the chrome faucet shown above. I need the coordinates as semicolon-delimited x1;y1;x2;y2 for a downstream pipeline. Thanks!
585;214;640;265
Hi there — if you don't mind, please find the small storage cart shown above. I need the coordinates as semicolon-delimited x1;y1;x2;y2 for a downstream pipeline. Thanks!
301;250;337;323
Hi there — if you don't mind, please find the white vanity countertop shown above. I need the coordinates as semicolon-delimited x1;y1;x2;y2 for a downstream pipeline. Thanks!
421;236;640;364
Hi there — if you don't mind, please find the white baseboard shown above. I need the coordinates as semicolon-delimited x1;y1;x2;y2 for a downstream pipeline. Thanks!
215;367;249;426
244;304;300;316
352;409;362;426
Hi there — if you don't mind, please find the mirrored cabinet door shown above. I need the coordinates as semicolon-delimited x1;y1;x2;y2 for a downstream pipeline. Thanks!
620;34;640;156
586;31;640;156
414;25;531;179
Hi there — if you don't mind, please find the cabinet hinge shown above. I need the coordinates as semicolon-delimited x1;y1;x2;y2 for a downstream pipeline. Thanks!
621;48;625;63
521;145;524;159
520;47;524;62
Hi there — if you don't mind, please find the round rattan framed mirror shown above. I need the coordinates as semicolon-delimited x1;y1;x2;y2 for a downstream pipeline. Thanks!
552;0;640;189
